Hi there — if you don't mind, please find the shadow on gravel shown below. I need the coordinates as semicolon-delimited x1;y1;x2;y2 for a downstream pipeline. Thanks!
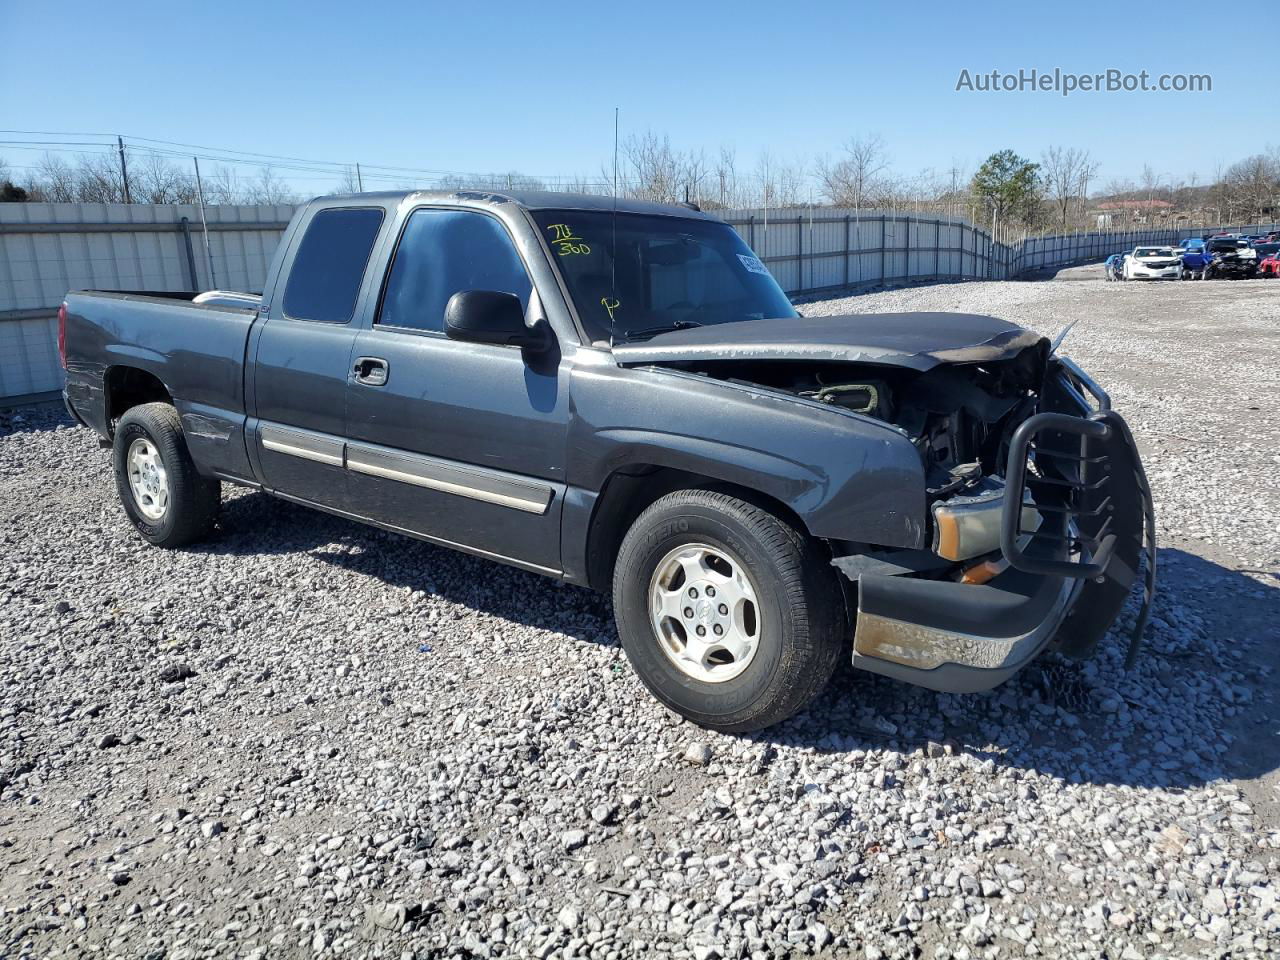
207;491;1278;793
206;489;613;636
0;402;72;437
773;547;1279;794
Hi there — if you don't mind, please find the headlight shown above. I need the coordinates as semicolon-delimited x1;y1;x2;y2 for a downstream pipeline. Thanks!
933;477;1040;562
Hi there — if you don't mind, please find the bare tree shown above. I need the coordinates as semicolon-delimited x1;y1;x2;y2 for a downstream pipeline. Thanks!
816;135;887;209
334;165;362;194
201;165;245;205
132;153;197;205
245;167;296;206
1042;146;1093;230
616;131;683;204
1222;154;1279;223
30;154;78;202
755;150;807;209
75;154;128;203
710;146;741;209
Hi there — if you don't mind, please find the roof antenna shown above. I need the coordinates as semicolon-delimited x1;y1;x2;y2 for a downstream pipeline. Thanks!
609;106;619;350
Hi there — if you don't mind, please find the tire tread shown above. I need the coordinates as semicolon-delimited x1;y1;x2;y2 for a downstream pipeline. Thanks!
113;402;220;547
613;488;846;732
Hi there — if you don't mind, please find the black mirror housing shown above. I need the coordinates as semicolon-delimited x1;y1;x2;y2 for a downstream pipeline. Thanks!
445;290;547;351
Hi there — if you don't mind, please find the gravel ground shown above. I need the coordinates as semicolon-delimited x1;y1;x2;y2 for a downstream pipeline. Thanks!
2;267;1278;959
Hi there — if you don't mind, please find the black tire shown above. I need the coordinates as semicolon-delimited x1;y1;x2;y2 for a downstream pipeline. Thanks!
112;402;220;547
612;489;846;732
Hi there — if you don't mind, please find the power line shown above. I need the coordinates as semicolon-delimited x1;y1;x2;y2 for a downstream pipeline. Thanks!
0;138;628;190
0;130;615;182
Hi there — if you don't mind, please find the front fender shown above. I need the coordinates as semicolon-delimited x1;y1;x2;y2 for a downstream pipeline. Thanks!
567;363;929;549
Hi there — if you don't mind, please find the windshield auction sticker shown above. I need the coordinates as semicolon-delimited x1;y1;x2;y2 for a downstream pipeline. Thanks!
738;254;768;276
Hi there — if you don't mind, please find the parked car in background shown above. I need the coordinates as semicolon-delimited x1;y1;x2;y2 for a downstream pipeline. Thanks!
1104;253;1126;280
1250;241;1280;266
1258;250;1280;277
1178;238;1212;279
1123;246;1183;280
1203;238;1258;279
58;189;1155;732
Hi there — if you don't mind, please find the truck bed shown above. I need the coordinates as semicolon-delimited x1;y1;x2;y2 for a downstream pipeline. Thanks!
62;289;261;483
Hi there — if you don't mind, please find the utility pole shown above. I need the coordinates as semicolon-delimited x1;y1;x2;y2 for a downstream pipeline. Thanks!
117;136;131;203
355;163;364;192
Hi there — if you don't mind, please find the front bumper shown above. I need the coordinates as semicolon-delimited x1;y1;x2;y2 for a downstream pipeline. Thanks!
847;362;1157;693
1129;265;1181;279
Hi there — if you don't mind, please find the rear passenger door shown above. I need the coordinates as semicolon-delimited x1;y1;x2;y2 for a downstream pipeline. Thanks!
249;205;385;511
345;207;570;574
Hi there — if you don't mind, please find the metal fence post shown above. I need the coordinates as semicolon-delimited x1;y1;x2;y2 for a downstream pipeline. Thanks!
880;216;887;284
903;215;911;281
933;219;940;279
796;215;804;294
178;217;199;290
843;215;851;289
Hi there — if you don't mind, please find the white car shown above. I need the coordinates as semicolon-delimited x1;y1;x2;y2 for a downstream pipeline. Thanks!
1123;246;1183;280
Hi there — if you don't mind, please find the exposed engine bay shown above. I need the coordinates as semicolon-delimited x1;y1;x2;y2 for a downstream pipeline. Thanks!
666;342;1049;499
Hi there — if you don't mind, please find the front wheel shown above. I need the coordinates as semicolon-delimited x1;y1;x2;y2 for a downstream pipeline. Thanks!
612;489;846;732
112;402;220;547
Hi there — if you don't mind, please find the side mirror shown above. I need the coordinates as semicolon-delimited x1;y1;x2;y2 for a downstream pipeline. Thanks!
445;290;549;351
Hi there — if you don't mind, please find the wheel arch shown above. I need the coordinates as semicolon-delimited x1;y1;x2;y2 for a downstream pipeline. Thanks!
103;365;174;429
581;463;816;593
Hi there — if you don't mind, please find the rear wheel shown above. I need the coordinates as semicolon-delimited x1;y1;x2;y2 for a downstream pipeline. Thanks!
612;489;846;732
112;402;220;547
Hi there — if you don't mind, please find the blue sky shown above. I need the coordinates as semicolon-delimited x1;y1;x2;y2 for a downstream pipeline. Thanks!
2;0;1268;194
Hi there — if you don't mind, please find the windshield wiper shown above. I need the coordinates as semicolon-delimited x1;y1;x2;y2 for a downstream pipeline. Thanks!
619;319;704;341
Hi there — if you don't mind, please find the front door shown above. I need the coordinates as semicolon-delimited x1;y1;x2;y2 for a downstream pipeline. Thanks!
345;207;569;574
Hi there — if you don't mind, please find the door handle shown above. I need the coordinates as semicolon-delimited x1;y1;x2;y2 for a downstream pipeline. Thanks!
353;356;389;387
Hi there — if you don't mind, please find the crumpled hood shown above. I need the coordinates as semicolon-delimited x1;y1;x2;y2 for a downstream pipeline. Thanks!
611;312;1046;372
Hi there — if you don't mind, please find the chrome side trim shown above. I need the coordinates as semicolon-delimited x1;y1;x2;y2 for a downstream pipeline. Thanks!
259;423;345;467
345;441;553;515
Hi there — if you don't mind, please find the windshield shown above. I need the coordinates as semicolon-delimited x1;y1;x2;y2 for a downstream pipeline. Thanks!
532;210;796;342
1135;247;1171;257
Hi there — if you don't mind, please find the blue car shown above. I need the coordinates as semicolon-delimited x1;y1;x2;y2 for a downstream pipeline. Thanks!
1104;253;1126;281
1179;238;1212;279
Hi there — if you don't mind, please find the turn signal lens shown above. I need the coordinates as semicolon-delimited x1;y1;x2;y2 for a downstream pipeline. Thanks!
959;557;1009;585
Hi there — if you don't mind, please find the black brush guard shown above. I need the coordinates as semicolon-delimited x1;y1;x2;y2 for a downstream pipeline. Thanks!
847;359;1156;691
1001;361;1157;667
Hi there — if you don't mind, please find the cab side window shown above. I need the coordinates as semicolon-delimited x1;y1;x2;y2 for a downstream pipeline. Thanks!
378;209;533;333
282;207;384;323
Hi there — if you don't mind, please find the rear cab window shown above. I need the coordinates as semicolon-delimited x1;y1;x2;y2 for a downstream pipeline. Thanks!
282;207;385;323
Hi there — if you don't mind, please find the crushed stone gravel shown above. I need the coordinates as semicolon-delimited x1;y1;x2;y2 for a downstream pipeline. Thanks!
1;266;1277;958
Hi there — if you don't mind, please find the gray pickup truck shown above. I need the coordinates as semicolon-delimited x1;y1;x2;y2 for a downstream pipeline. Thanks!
60;190;1155;732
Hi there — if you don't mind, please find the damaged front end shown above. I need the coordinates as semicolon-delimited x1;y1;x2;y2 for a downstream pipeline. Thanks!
843;356;1156;692
641;334;1153;693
